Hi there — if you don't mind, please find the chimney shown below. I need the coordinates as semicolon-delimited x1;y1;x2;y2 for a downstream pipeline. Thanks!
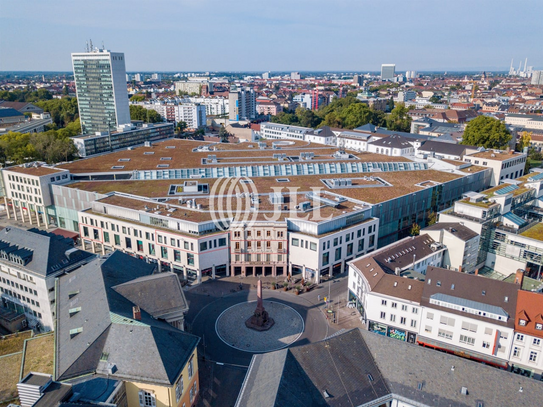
132;305;141;321
474;268;479;276
514;269;524;286
458;265;463;273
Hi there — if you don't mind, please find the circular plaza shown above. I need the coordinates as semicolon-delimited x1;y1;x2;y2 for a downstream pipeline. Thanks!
215;300;304;352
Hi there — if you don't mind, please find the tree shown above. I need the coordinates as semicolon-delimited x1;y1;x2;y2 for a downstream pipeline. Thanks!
340;103;374;129
427;211;437;226
429;94;442;103
35;97;79;127
296;107;322;128
129;105;163;123
386;103;412;132
387;97;395;112
176;121;188;134
461;116;511;149
218;125;230;143
130;94;146;102
62;85;69;96
410;223;421;236
529;148;542;162
517;131;532;152
271;112;298;125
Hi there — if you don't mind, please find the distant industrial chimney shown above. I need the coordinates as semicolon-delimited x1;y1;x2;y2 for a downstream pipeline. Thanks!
132;305;141;321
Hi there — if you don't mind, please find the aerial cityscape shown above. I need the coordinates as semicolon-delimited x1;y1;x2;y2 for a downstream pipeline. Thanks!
1;1;543;406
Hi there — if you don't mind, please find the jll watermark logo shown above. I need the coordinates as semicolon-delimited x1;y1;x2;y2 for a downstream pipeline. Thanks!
209;177;335;230
209;177;259;230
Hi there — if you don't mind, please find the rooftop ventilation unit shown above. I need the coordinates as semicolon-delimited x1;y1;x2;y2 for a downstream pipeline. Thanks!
297;201;312;211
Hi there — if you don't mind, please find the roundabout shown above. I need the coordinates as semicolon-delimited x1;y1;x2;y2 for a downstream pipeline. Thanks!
215;300;304;353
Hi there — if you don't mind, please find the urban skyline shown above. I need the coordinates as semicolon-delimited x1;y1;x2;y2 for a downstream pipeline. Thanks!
1;3;543;407
1;0;542;71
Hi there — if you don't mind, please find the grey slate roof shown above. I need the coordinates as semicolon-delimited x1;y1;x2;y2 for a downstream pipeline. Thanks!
0;107;24;118
237;329;389;407
237;329;543;407
0;227;94;277
113;272;188;318
368;134;413;148
418;140;470;156
372;233;438;275
362;329;543;407
355;123;433;141
423;222;479;242
55;251;199;385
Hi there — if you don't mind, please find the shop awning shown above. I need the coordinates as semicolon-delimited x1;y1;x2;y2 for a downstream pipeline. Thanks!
417;336;508;369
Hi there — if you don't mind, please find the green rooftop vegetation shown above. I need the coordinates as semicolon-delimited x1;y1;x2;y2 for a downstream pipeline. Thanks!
0;332;54;405
503;273;543;291
520;222;543;241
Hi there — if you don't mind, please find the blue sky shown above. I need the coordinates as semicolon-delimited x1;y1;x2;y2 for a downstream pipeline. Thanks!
1;0;542;72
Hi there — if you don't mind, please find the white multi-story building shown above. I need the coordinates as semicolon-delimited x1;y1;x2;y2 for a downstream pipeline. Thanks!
505;113;543;131
229;85;256;121
531;71;543;86
71;47;131;135
396;90;417;102
293;94;312;109
182;96;229;116
381;64;395;81
259;122;313;141
418;265;519;369
139;102;206;128
348;234;445;343
463;150;527;187
422;222;480;273
0;227;94;331
290;216;379;282
78;193;230;284
175;81;203;95
2;164;71;227
367;134;415;157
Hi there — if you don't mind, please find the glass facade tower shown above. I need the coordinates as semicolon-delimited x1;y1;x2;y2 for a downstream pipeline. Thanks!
72;49;131;135
381;64;396;81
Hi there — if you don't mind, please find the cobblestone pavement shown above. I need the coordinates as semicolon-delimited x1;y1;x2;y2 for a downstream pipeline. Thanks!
216;301;304;352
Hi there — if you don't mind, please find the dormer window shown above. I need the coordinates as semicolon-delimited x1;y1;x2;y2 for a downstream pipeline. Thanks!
536;323;543;330
519;319;527;326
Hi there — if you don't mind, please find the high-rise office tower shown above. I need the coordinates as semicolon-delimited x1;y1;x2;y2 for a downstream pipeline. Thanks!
381;64;396;81
532;71;543;85
229;85;256;121
71;45;131;135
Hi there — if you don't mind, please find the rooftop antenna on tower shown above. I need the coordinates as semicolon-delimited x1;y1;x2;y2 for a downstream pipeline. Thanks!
102;40;105;51
89;39;94;52
85;40;89;52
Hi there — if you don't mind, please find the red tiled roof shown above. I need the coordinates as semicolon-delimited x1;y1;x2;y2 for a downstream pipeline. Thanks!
515;290;543;338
